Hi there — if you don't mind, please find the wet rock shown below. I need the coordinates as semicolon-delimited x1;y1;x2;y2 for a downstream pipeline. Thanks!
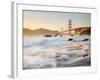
83;54;88;57
82;38;89;41
44;35;52;37
68;38;73;41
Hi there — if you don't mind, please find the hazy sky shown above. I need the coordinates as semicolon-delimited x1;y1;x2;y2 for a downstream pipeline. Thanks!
23;10;91;31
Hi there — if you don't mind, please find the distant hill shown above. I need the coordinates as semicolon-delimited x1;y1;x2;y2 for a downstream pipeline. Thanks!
23;27;91;36
79;27;91;35
23;28;33;35
23;28;61;36
64;27;91;35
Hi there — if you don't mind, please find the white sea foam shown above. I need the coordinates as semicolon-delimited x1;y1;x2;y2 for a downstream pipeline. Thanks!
23;35;91;69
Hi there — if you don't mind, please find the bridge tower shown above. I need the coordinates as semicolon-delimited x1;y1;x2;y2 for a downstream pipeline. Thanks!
60;27;63;37
68;19;72;35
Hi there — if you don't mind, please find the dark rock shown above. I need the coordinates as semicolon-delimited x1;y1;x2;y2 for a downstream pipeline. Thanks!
83;54;88;57
44;35;52;37
68;38;73;41
82;38;89;41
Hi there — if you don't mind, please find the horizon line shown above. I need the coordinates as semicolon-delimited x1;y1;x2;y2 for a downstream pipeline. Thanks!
23;26;91;31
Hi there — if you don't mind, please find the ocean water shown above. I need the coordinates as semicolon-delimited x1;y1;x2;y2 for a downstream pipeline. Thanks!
23;35;91;69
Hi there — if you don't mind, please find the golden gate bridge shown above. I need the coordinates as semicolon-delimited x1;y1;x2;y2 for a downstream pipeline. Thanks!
61;19;88;36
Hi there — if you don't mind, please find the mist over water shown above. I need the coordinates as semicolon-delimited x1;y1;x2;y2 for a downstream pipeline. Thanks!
23;35;91;69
